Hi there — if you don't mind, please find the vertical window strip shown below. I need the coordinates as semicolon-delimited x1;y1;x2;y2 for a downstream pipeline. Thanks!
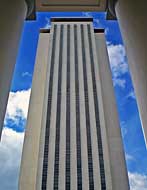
81;25;94;190
66;24;71;190
53;25;64;190
74;25;82;190
42;24;57;190
87;24;106;190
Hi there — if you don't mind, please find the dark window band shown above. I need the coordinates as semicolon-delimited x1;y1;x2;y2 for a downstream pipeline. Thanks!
42;24;57;190
87;24;106;190
74;25;82;190
66;24;71;190
81;24;94;190
53;24;64;190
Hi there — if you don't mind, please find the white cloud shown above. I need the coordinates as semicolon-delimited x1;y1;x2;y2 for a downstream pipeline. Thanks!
0;128;24;190
126;90;136;100
22;72;32;77
105;27;109;36
0;89;31;189
129;172;147;190
94;18;100;25
82;12;92;17
44;17;51;29
113;78;126;89
107;44;128;88
126;154;135;162
5;89;31;125
120;121;128;138
82;12;101;28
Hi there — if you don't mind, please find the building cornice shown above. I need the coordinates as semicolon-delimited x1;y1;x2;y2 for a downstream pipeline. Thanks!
24;0;117;21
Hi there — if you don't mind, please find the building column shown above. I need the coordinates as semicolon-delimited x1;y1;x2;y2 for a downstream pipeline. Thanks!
109;0;147;145
0;0;27;138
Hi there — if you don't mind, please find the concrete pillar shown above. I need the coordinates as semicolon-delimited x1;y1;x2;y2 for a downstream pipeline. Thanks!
0;0;27;138
111;0;147;145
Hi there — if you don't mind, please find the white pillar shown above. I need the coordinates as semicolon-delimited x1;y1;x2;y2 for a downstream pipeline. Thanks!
0;0;27;138
115;0;147;145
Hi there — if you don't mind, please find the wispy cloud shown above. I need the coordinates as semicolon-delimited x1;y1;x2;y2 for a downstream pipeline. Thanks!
5;89;31;126
126;154;135;162
22;72;32;77
105;27;109;35
126;90;136;100
44;17;51;29
0;89;31;189
107;44;128;88
129;172;147;190
82;12;92;17
0;128;24;190
82;12;101;28
113;78;126;89
120;121;128;138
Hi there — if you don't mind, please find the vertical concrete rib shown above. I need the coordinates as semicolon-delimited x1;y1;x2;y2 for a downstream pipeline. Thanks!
36;32;52;190
87;25;106;190
80;24;94;190
83;24;101;190
46;24;60;190
77;24;89;190
93;33;113;190
53;24;64;190
74;24;82;190
41;24;57;190
58;24;67;190
70;24;77;190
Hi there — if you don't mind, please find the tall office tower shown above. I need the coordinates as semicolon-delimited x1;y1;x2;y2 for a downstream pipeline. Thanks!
19;18;129;190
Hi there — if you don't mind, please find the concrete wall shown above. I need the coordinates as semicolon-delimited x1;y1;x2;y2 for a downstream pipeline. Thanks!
36;0;106;11
0;0;27;138
115;0;147;146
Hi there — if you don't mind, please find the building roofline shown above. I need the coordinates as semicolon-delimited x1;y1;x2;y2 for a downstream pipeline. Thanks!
50;17;93;22
39;27;104;33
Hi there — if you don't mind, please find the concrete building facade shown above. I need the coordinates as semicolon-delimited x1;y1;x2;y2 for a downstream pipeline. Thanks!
19;18;129;190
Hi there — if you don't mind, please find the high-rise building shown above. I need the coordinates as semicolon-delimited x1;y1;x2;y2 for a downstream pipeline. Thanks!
19;18;129;190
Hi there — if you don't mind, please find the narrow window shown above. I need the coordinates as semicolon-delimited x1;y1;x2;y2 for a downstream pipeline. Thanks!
53;24;64;190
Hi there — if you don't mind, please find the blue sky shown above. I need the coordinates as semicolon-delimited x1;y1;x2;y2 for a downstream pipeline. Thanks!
0;12;147;190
